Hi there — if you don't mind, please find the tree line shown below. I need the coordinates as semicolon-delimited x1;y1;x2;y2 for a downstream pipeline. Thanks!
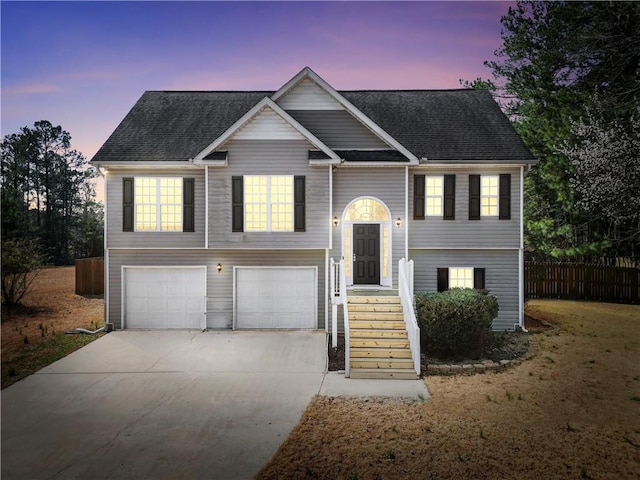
3;1;638;271
464;1;639;266
1;120;103;266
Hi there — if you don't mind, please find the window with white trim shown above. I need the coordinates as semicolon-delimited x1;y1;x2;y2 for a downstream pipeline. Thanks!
134;177;182;231
244;175;293;231
437;267;485;292
481;175;499;216
425;176;443;216
449;267;474;288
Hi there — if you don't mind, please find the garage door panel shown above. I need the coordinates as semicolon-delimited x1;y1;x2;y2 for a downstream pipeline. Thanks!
124;267;205;329
235;267;316;329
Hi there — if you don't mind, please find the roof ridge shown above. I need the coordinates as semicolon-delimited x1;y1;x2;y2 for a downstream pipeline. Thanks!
340;88;484;93
140;89;486;94
144;90;275;94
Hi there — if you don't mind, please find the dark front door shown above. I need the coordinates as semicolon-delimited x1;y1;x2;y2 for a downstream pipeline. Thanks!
353;224;380;285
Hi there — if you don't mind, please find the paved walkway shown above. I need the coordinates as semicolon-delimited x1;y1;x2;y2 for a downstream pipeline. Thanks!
1;331;428;480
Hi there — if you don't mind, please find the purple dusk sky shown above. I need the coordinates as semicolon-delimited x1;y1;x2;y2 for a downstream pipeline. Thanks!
1;1;512;164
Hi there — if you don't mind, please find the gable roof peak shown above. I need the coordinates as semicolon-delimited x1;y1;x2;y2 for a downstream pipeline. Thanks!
272;67;418;163
192;96;339;162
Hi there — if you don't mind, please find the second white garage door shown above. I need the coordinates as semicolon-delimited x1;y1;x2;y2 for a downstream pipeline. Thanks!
124;267;206;330
234;267;317;329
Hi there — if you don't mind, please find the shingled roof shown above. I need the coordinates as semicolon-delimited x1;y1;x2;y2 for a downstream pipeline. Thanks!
343;90;534;163
91;89;535;164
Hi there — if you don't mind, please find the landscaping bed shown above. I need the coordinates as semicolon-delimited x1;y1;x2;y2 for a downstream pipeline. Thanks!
328;318;536;375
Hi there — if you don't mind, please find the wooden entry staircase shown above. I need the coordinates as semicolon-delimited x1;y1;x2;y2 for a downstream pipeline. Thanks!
347;295;418;379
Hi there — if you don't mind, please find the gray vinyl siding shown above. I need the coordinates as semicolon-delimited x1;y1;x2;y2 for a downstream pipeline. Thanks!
330;167;407;285
408;167;521;249
208;139;330;249
411;249;521;331
108;249;326;330
286;110;389;150
106;169;206;248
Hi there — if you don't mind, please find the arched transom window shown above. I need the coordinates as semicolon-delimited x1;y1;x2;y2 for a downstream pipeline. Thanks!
344;198;389;222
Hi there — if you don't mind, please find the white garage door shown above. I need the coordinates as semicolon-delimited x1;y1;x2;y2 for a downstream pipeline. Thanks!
235;267;317;329
124;267;206;329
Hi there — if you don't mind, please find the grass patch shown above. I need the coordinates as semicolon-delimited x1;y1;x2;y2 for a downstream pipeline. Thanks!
2;332;105;388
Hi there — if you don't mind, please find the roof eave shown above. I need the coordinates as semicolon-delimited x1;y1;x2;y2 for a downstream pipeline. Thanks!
92;160;203;169
418;158;538;168
339;159;419;167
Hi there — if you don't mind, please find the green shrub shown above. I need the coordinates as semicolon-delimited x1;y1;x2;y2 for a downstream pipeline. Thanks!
415;288;499;360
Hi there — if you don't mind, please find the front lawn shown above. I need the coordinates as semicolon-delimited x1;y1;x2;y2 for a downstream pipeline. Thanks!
258;300;640;480
1;266;104;388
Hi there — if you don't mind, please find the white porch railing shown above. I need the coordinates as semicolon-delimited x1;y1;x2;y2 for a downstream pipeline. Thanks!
330;257;350;376
399;258;421;376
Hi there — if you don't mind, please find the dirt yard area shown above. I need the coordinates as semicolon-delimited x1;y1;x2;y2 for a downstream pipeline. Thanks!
257;300;640;480
1;266;104;388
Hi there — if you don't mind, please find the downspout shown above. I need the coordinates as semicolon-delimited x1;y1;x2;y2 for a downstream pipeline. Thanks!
97;167;111;331
205;166;209;249
404;166;409;261
326;165;333;333
518;165;528;332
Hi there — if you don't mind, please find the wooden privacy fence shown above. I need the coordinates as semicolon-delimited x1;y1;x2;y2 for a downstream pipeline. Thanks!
75;257;104;295
525;262;640;304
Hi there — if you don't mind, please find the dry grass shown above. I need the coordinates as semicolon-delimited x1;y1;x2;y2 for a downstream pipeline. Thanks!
1;266;104;388
257;300;640;480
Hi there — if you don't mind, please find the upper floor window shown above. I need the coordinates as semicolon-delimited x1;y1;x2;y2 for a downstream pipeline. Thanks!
413;174;455;220
244;175;294;232
469;174;510;220
135;177;182;231
481;175;499;217
425;176;443;216
122;177;194;233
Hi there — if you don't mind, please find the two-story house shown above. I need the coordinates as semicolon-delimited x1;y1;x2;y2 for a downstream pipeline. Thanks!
92;67;535;378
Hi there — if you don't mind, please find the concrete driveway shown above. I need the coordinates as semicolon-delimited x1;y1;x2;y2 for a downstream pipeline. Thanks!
1;330;327;480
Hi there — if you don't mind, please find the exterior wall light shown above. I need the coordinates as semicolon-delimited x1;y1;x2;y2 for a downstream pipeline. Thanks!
396;217;402;228
216;263;223;273
333;216;339;227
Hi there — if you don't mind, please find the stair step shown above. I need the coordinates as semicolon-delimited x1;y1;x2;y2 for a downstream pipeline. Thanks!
350;348;412;359
349;319;406;329
350;338;410;349
349;304;403;312
347;296;400;305
349;368;418;380
350;358;415;369
349;312;405;321
349;329;408;339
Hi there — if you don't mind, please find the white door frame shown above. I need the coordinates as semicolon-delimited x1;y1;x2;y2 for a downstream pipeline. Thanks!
341;196;393;287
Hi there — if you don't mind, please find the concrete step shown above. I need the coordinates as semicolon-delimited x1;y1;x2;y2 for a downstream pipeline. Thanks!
350;358;415;369
349;338;410;349
349;319;406;329
347;296;401;305
349;368;418;380
349;329;408;339
350;348;412;359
